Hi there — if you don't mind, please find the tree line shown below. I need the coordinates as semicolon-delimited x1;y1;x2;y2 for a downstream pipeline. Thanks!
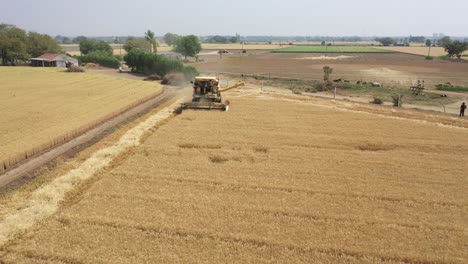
124;49;198;78
123;32;202;59
0;24;62;65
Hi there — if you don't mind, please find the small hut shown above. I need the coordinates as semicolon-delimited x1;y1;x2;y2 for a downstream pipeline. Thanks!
30;53;79;68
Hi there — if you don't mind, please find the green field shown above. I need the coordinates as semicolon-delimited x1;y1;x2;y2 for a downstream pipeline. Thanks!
272;46;394;53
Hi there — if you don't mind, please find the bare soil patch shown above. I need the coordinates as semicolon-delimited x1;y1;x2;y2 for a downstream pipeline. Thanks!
298;55;354;60
196;52;468;87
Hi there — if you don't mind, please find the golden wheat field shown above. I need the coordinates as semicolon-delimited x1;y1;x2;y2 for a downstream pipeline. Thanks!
0;67;162;162
0;93;467;263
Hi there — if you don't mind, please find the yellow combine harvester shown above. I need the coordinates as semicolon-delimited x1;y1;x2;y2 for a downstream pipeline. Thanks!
182;77;245;111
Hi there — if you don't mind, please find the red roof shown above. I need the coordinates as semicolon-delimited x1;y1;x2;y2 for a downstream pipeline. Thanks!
36;53;60;61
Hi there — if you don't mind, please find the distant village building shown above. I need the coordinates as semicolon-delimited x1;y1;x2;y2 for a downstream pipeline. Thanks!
30;53;79;68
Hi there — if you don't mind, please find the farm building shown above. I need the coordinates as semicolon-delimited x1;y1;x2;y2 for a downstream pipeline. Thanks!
30;53;79;67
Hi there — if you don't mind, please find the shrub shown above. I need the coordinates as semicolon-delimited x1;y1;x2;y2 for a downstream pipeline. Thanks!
304;87;317;93
124;49;199;78
313;82;328;91
78;51;121;69
425;56;433;60
79;39;113;56
66;66;85;72
371;98;384;104
291;88;302;94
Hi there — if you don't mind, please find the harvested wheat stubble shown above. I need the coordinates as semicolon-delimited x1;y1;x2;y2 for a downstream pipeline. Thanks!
0;99;183;246
1;95;467;263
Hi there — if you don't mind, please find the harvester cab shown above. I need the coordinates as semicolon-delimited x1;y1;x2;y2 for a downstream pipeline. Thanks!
181;77;245;111
192;77;222;103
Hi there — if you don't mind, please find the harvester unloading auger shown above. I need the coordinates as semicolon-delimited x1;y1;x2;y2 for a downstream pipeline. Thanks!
181;77;245;111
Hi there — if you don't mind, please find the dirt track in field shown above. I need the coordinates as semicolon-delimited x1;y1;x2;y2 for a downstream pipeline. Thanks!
195;52;468;87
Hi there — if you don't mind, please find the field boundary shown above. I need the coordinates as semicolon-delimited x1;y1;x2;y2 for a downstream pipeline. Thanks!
0;90;164;176
209;71;468;87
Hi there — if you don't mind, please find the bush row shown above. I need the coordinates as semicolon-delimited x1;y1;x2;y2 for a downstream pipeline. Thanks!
76;51;121;69
124;49;198;79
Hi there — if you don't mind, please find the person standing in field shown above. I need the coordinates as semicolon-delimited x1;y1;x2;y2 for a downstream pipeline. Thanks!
460;102;466;117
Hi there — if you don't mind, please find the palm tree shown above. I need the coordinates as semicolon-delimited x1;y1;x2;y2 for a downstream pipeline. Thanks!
144;30;159;53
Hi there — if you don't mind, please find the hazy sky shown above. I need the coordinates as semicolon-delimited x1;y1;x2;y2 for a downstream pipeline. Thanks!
1;0;467;37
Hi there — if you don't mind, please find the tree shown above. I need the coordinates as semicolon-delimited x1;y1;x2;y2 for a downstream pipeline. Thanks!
444;41;468;59
72;36;87;44
0;24;29;65
425;39;432;47
164;33;179;46
205;35;229;44
174;35;202;59
94;41;113;56
54;35;64;43
144;30;159;53
376;37;395;46
438;36;451;47
322;66;333;83
62;37;71;44
409;36;425;43
124;49;198;78
28;32;62;57
79;39;95;55
79;39;112;56
123;38;152;53
229;36;238;43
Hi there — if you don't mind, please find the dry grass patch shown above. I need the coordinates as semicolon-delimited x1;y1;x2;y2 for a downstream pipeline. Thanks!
253;146;269;153
356;142;397;152
179;143;222;149
209;155;230;163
